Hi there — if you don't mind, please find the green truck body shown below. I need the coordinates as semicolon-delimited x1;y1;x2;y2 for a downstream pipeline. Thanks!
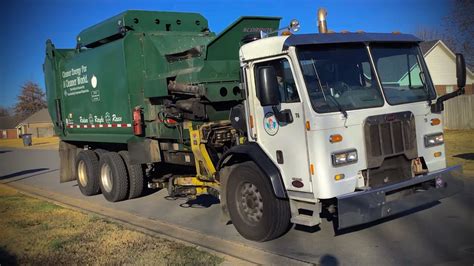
44;10;280;146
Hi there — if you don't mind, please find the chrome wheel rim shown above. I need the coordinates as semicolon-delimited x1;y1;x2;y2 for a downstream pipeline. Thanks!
238;182;263;224
100;163;113;193
77;160;88;187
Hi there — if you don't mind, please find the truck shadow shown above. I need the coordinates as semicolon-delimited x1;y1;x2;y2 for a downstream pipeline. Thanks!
0;150;12;154
2;169;59;184
141;187;161;198
71;184;163;199
177;195;220;208
0;168;49;180
454;153;474;160
0;246;18;265
294;224;322;233
331;201;440;236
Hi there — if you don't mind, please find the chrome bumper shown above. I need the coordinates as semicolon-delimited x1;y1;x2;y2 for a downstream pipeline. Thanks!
337;165;464;229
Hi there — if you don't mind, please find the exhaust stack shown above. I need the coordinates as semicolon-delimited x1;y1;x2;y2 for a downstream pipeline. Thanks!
317;8;328;34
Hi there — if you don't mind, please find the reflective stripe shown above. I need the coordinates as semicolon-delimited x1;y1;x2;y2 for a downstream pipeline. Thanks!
66;124;132;128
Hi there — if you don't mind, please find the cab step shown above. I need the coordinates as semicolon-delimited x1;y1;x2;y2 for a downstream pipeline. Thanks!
289;199;321;227
291;214;320;227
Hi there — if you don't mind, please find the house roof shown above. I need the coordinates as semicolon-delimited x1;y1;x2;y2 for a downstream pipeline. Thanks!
18;108;52;126
420;39;474;76
419;40;438;55
0;116;22;130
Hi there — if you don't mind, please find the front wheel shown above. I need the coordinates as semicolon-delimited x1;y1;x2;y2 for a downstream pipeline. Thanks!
226;161;291;241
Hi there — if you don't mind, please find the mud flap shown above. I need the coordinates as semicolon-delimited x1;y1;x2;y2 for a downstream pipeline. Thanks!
59;141;78;183
337;165;464;229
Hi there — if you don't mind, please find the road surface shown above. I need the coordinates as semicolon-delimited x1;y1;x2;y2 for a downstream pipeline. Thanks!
1;148;473;265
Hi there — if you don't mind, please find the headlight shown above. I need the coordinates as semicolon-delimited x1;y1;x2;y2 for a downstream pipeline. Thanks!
332;149;358;166
424;133;444;147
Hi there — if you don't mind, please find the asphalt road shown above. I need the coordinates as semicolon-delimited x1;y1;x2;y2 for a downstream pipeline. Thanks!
1;148;473;265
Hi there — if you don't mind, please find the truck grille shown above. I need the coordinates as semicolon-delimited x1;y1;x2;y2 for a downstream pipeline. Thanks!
364;112;417;168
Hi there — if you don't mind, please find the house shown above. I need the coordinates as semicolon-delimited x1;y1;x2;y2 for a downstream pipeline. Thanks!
0;116;22;139
16;108;54;138
420;40;474;95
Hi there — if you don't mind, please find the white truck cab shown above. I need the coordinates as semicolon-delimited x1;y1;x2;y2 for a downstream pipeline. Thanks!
219;29;465;241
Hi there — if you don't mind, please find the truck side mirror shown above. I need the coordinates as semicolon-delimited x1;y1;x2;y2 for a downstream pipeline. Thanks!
257;66;280;106
456;53;466;89
431;53;467;113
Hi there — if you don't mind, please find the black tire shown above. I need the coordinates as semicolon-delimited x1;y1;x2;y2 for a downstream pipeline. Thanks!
118;150;145;199
94;148;108;157
75;150;101;196
99;152;129;202
226;161;291;241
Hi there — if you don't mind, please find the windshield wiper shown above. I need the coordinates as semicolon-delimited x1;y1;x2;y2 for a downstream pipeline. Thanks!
327;95;348;119
311;59;348;118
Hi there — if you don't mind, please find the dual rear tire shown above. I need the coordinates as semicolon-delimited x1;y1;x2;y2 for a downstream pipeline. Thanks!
75;149;144;202
99;152;129;202
118;151;145;199
76;150;100;196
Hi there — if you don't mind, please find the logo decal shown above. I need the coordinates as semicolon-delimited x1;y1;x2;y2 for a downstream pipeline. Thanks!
263;112;279;136
88;114;94;125
91;75;98;88
105;112;111;124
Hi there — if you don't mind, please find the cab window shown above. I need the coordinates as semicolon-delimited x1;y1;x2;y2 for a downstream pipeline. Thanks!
254;58;300;103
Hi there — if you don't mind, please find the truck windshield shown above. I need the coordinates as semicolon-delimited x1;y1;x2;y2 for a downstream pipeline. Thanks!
297;44;384;114
370;43;436;105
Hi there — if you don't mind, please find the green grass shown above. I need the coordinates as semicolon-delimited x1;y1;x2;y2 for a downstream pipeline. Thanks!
445;130;474;174
0;185;224;265
49;235;82;251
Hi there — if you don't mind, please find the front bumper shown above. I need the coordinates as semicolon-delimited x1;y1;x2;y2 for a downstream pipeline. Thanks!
337;165;464;229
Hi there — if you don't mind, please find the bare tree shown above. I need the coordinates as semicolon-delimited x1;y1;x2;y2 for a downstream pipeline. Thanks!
415;27;457;51
416;1;473;68
0;106;11;117
416;27;443;41
445;0;474;68
15;81;47;117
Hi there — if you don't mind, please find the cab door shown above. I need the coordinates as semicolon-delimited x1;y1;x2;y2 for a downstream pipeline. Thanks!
247;57;312;193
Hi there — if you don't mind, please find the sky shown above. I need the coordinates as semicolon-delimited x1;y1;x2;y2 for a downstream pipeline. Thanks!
0;0;453;108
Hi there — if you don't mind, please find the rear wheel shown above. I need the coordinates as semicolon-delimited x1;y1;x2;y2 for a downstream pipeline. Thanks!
119;150;145;199
99;152;129;202
75;150;100;196
94;148;108;157
226;161;291;241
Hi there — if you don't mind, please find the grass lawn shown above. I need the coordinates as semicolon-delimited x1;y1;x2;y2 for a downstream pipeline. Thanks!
0;136;59;150
444;130;474;174
0;185;223;265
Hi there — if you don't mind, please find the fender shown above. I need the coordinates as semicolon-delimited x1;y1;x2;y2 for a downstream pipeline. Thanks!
217;142;287;198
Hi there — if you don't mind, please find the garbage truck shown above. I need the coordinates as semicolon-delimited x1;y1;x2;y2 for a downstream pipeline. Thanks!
44;8;466;241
